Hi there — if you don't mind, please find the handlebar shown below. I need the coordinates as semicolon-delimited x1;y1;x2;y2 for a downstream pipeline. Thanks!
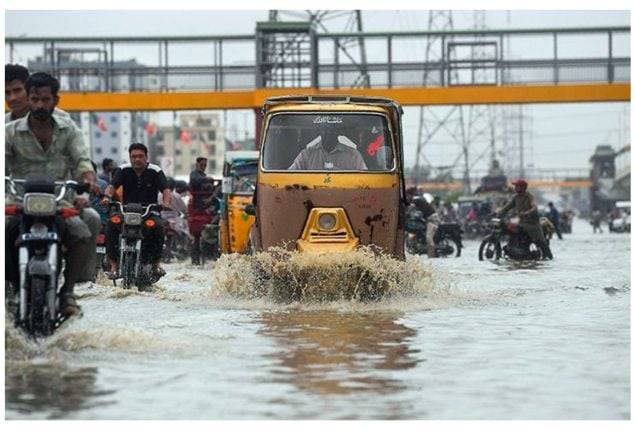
110;200;164;217
5;176;89;203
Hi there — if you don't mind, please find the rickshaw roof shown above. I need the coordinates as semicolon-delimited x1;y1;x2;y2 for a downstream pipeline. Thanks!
264;95;403;114
457;196;485;203
224;151;259;164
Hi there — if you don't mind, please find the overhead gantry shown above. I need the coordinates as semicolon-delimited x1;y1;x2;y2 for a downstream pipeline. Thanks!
5;25;630;111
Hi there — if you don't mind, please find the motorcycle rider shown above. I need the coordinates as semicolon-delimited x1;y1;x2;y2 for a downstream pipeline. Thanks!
5;72;101;316
101;143;172;278
441;201;459;223
406;187;438;258
161;177;188;219
160;177;189;260
5;64;70;122
497;179;553;260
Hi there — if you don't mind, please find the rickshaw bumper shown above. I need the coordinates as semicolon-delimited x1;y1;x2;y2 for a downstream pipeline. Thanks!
296;238;359;253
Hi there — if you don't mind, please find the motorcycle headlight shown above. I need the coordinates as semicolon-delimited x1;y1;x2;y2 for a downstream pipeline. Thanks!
317;213;337;231
124;213;142;225
29;222;49;238
23;193;56;216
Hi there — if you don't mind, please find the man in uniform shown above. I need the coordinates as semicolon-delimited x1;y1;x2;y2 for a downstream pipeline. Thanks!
289;125;367;171
5;72;101;316
497;179;553;259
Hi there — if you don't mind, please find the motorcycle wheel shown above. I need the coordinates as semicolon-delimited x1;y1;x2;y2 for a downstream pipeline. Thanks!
28;276;52;337
528;243;543;261
478;238;501;261
122;252;136;289
435;237;462;258
405;235;417;255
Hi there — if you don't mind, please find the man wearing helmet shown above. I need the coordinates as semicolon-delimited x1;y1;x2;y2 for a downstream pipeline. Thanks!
497;179;553;260
405;187;439;258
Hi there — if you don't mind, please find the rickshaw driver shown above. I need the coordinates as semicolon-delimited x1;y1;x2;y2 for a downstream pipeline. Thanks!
288;124;367;171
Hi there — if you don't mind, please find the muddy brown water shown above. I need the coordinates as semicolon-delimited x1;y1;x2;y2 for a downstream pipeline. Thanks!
5;221;630;419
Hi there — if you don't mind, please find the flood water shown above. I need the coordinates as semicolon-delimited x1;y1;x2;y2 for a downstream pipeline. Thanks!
5;220;630;419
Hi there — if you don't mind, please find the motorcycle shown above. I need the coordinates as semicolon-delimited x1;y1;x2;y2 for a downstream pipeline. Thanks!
405;209;463;257
162;212;191;263
108;201;163;289
463;218;485;240
200;213;222;265
5;174;88;337
478;216;549;261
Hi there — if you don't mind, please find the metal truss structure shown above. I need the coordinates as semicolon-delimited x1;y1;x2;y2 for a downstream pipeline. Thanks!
7;26;629;94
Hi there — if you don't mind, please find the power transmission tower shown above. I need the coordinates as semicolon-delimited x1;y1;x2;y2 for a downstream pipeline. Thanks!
268;10;370;88
413;10;499;194
501;106;533;179
498;10;534;180
413;10;462;187
458;10;500;190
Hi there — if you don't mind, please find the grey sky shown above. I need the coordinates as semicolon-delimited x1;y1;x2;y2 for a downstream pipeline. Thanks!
4;10;631;174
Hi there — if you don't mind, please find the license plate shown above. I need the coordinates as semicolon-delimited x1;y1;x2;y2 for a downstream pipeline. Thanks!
96;246;106;254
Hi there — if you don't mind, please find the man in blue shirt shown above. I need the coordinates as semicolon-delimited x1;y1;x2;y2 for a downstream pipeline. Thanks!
547;202;563;240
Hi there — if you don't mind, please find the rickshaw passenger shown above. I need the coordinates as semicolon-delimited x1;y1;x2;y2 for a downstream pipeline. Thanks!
288;127;367;171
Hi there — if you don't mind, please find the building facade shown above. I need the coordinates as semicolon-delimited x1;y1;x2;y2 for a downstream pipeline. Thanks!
152;112;224;179
80;111;149;169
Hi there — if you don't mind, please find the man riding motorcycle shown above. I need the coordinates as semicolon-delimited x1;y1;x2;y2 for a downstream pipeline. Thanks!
496;179;553;260
406;187;439;258
160;178;190;262
101;143;172;278
5;72;101;317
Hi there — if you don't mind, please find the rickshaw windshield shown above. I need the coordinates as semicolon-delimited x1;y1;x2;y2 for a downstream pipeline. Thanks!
231;162;257;194
262;113;395;172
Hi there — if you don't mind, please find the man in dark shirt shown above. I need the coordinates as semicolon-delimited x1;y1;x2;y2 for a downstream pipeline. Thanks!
102;143;172;277
406;187;439;258
547;202;563;240
188;157;216;265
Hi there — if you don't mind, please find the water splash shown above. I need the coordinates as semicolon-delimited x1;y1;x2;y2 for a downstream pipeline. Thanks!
5;316;40;362
49;328;164;353
212;247;441;304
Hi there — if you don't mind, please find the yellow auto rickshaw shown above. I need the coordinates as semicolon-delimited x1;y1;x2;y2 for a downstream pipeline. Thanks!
248;95;406;259
219;151;259;254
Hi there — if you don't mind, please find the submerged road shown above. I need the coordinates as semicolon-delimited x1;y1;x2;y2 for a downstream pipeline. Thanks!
5;220;630;419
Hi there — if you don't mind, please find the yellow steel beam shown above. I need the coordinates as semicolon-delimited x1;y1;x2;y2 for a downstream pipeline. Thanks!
49;83;630;112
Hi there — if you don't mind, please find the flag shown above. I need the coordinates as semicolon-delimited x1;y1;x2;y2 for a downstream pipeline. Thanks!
91;113;108;132
144;121;157;136
179;130;191;143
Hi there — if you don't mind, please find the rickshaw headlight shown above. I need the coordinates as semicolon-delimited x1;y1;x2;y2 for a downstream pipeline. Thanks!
317;213;337;231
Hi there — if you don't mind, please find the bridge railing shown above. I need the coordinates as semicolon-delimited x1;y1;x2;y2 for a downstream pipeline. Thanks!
5;26;630;93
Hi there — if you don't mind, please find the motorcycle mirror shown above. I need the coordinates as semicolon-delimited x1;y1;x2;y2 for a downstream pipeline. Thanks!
244;204;256;217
